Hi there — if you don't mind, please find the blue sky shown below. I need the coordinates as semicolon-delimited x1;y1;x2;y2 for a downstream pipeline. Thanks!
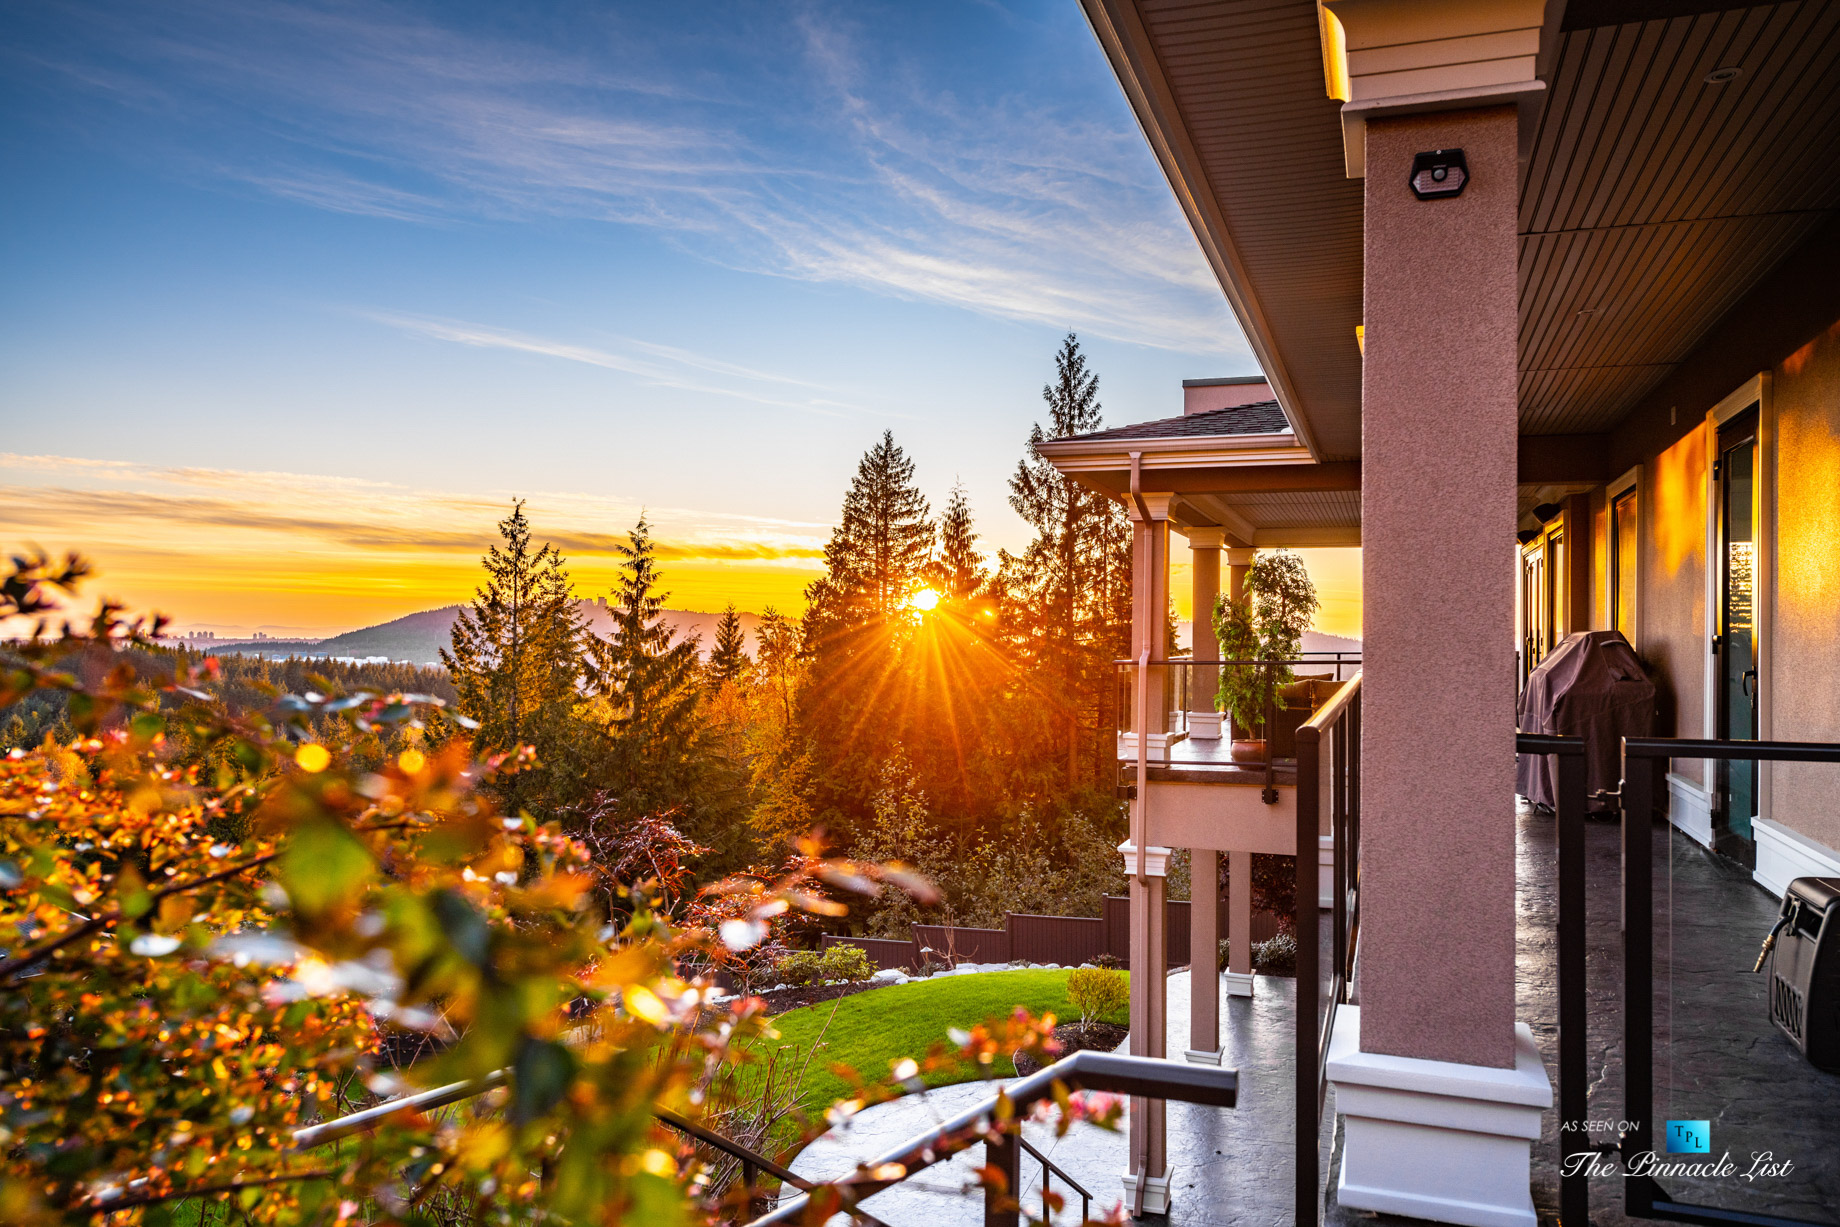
0;1;1264;634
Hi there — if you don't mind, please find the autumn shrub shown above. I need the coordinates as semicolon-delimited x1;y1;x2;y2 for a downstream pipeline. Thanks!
0;551;1101;1227
1065;966;1129;1037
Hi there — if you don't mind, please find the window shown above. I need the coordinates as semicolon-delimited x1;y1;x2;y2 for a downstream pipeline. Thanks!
1611;485;1637;643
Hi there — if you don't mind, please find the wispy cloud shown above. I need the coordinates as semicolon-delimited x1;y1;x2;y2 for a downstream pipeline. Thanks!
364;312;870;417
12;0;1243;353
0;454;831;565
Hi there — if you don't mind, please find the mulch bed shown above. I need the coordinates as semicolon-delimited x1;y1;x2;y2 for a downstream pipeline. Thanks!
1011;1022;1130;1076
744;978;887;1015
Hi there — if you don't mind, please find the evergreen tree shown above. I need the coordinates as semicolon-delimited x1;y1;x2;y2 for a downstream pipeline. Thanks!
707;603;748;687
932;481;986;601
999;334;1132;789
441;500;589;817
803;431;934;631
591;514;705;813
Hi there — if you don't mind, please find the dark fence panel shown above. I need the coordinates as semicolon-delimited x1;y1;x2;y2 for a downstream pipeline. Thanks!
1006;913;1104;966
818;903;1287;977
820;934;916;971
1102;895;1131;963
913;924;1008;965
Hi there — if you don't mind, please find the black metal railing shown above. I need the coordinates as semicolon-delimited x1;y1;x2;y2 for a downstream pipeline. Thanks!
1618;736;1840;1227
1018;1134;1091;1225
746;1049;1237;1227
1293;673;1361;1225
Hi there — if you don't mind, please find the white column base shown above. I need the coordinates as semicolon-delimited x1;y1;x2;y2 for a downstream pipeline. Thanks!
1120;1171;1172;1215
1223;970;1255;997
1187;711;1224;740
1327;1006;1551;1227
1142;730;1188;759
1183;1046;1225;1065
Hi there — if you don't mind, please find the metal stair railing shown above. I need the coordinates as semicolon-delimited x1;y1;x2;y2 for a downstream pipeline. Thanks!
745;1049;1238;1227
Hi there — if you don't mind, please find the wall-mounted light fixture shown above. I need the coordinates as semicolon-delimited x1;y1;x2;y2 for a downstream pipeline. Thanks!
1532;502;1562;524
1409;148;1468;200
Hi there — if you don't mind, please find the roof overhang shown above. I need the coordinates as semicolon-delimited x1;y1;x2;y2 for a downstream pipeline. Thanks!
1081;0;1840;466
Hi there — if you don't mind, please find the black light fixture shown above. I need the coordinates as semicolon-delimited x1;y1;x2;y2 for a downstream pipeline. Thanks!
1517;529;1541;545
1409;148;1468;200
1532;502;1562;524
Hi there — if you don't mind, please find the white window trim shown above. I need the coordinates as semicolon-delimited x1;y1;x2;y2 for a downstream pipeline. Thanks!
1606;465;1640;646
1699;373;1774;832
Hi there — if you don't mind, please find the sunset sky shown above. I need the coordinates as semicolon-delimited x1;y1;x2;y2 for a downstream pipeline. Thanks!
2;1;1361;638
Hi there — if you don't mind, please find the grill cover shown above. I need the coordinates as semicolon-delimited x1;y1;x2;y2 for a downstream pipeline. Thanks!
1517;630;1655;810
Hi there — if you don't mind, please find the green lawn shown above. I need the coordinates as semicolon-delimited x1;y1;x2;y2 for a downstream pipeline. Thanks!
750;969;1131;1125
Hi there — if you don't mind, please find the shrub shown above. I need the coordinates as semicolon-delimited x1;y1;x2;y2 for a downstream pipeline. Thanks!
775;950;826;987
820;942;876;983
1254;931;1298;976
774;943;877;987
1065;966;1129;1036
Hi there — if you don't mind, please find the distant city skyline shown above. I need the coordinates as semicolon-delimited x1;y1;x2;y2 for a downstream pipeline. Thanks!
2;2;1360;637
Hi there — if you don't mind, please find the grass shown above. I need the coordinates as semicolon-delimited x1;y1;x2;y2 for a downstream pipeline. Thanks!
751;968;1131;1131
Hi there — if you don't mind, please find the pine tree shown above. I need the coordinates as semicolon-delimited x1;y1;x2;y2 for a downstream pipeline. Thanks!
707;603;748;687
441;500;588;817
804;431;935;631
591;514;705;813
1000;334;1132;789
932;481;986;601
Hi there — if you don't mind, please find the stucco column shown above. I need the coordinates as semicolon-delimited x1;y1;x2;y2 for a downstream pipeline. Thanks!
1129;494;1177;750
1119;841;1171;1214
1186;846;1222;1061
1185;528;1225;739
1360;105;1520;1070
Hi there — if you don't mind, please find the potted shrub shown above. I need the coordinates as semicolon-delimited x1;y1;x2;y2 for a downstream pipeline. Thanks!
1213;551;1320;763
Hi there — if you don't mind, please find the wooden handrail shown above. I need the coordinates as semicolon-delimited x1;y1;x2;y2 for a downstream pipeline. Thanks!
1299;670;1362;735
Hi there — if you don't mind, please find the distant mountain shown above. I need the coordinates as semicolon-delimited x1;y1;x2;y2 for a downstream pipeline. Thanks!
207;603;762;668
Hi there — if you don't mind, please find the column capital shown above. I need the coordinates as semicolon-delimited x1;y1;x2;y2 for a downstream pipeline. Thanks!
1118;841;1173;877
1181;526;1227;549
1128;493;1177;522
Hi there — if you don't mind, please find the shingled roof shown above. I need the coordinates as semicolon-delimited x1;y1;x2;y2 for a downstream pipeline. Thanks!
1062;399;1291;442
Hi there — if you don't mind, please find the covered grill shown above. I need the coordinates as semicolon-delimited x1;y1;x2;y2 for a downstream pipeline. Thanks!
1517;630;1655;811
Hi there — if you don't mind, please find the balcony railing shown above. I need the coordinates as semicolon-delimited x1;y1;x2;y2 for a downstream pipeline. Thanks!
1116;654;1361;803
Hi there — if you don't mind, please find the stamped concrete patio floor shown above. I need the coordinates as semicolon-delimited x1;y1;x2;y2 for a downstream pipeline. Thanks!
786;803;1840;1224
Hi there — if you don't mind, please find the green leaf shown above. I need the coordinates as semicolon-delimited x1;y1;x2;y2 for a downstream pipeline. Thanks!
511;1036;575;1124
429;889;490;967
280;819;375;915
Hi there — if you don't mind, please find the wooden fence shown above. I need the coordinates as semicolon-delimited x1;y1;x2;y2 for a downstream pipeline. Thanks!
820;899;1282;973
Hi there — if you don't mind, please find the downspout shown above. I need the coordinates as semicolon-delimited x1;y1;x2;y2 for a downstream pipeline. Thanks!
1128;450;1150;886
1129;450;1150;1216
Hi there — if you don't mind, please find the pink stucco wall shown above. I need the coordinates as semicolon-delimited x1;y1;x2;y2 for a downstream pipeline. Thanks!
1639;426;1709;781
1360;107;1520;1069
1769;318;1840;849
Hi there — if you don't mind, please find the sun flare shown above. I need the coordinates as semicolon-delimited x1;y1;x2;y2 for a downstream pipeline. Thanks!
908;587;941;612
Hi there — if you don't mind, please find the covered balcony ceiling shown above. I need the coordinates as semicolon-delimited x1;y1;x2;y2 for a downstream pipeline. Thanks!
1081;0;1840;460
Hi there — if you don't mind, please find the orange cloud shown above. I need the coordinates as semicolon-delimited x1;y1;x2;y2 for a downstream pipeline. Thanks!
1;456;827;636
